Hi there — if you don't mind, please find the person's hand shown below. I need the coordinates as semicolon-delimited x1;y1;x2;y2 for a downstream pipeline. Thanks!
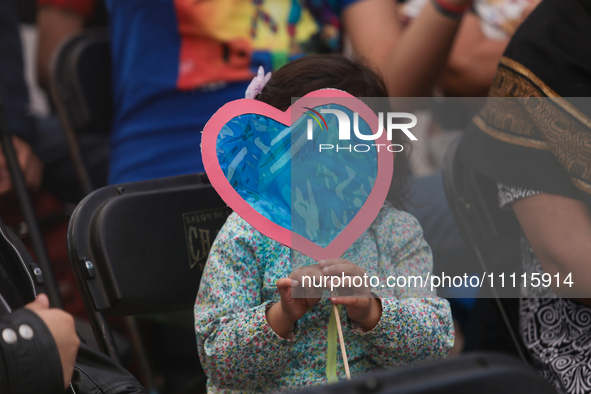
25;294;79;389
288;264;326;314
0;136;44;196
266;265;324;338
319;259;382;331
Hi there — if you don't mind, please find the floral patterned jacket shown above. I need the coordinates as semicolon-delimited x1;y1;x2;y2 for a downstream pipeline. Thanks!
194;202;454;393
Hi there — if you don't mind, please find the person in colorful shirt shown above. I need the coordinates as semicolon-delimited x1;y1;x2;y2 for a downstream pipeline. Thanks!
194;55;454;393
103;0;401;184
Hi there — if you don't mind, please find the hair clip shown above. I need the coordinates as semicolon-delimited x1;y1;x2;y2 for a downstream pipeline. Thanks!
245;66;272;99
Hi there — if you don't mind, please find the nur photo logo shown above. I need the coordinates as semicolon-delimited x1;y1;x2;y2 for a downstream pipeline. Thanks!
303;106;418;153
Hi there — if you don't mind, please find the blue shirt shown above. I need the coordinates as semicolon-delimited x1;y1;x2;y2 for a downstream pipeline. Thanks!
105;0;359;184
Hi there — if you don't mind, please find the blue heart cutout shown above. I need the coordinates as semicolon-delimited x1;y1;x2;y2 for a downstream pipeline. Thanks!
216;104;379;248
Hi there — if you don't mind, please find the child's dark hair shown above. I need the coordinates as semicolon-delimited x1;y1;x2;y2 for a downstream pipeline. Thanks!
258;54;410;210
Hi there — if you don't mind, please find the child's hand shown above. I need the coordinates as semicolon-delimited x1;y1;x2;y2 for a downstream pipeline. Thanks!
266;265;324;338
289;264;326;302
319;259;382;331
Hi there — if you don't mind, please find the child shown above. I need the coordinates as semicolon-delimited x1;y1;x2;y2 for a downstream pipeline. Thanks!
194;54;454;393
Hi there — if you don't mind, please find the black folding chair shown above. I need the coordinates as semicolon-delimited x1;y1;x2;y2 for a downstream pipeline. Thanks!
0;96;62;307
441;136;528;363
294;352;555;394
67;173;232;389
49;28;112;195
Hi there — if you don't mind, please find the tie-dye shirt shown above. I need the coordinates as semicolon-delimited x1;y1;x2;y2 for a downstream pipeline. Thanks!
105;0;360;184
194;202;454;393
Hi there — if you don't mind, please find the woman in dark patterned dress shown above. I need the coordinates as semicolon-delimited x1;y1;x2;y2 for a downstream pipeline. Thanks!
460;0;591;393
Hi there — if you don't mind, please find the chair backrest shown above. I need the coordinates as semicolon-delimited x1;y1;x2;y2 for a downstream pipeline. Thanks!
441;136;528;363
50;28;112;136
49;28;112;195
294;352;555;394
67;173;232;360
441;136;521;264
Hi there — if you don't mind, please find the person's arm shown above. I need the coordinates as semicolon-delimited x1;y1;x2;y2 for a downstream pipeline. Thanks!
36;6;85;91
268;263;326;338
438;13;508;97
512;193;591;302
386;0;471;97
439;0;542;96
194;214;298;390
350;210;454;365
342;0;403;77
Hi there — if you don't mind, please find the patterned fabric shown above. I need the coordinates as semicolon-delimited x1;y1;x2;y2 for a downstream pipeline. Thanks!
472;68;591;201
194;202;454;393
521;298;591;394
497;183;549;299
460;0;591;209
497;183;541;211
173;0;356;90
498;183;591;394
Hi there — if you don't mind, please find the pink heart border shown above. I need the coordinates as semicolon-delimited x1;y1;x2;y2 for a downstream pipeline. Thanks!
202;89;394;260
